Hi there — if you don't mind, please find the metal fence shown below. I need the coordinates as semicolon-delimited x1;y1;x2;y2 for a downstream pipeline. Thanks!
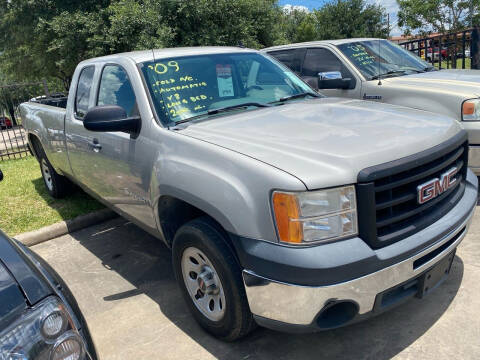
398;28;479;70
0;81;50;161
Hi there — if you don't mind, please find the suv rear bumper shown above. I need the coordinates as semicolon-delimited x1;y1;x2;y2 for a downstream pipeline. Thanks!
237;169;478;331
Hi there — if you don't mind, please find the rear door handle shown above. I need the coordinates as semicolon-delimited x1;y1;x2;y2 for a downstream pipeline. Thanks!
89;138;102;152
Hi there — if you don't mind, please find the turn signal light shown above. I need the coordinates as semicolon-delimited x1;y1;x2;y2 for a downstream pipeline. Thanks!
272;192;302;243
463;102;475;115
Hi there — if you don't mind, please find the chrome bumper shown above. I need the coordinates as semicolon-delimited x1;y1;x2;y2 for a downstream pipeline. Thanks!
468;145;480;175
243;191;476;327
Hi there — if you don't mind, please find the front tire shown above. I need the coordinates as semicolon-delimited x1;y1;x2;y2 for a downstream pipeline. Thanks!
172;217;256;341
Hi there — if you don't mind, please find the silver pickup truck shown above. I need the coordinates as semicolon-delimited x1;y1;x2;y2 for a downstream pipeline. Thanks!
20;47;478;340
264;39;480;174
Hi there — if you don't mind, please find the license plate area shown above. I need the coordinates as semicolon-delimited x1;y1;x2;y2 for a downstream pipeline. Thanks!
417;249;456;298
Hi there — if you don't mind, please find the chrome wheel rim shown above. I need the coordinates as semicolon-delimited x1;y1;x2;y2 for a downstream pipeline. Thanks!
41;159;53;191
181;247;226;321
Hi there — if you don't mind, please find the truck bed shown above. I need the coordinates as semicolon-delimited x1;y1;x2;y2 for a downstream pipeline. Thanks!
19;101;69;173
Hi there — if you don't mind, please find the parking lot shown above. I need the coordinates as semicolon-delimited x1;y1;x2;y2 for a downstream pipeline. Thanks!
32;210;480;360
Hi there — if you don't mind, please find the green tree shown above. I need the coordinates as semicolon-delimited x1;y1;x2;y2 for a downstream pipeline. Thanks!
397;0;480;35
160;0;282;49
314;0;389;39
279;8;315;43
0;0;283;90
0;0;110;90
106;0;173;53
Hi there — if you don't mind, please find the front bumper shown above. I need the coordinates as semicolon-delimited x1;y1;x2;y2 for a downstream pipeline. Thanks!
238;170;478;331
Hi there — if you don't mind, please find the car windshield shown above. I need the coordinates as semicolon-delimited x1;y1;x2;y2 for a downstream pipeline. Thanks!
337;40;434;80
140;52;314;124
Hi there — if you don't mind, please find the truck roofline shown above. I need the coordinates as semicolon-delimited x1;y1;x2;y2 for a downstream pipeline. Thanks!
262;38;383;52
78;46;258;66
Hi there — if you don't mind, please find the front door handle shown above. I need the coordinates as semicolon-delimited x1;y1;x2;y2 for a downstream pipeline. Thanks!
89;138;102;152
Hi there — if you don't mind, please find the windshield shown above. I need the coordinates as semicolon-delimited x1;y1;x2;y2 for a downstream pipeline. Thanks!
141;52;314;124
337;40;434;80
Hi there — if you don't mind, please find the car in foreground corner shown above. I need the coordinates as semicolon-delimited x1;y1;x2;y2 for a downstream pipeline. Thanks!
0;168;96;359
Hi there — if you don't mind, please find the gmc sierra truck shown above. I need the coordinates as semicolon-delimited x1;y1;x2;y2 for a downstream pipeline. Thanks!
20;47;478;341
264;38;480;174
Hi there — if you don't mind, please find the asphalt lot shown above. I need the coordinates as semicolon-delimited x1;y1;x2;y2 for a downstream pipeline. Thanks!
32;210;480;360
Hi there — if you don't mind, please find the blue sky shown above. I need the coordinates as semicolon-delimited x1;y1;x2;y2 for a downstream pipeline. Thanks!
278;0;402;36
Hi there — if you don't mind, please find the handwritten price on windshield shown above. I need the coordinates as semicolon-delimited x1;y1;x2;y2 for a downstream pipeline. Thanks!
148;61;180;74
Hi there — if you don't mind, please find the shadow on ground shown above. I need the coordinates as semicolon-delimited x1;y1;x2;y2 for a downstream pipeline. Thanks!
60;217;464;360
32;177;103;220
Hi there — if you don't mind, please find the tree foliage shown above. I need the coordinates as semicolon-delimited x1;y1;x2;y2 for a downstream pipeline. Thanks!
314;0;389;39
397;0;480;35
0;0;389;90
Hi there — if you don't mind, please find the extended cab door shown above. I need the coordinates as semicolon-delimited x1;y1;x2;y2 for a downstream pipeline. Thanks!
65;62;157;230
268;47;362;99
300;47;361;98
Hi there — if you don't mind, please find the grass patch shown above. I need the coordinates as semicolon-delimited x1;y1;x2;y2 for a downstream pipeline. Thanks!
434;58;471;69
0;156;104;236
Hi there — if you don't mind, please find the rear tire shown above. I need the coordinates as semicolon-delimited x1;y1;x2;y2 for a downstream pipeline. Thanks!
172;217;256;341
35;142;71;198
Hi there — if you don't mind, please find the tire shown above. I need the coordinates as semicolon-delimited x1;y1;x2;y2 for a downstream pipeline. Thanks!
172;216;256;341
35;142;72;198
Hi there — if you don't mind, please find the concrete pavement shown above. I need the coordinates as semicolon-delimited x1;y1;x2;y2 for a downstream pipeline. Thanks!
32;212;480;360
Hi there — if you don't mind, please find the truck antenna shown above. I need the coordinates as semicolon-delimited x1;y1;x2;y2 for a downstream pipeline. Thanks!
151;48;156;63
377;39;382;85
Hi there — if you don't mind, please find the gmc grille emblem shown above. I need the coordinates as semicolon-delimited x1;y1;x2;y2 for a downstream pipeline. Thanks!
417;167;458;204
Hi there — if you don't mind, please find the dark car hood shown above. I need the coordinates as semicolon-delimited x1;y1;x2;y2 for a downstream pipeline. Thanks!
0;259;26;326
0;230;51;314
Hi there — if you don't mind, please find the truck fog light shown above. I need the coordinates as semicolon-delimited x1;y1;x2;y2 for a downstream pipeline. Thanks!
52;333;84;360
42;311;66;339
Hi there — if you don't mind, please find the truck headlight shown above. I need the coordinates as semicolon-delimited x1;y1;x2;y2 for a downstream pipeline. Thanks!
462;99;480;121
0;296;87;360
272;185;357;244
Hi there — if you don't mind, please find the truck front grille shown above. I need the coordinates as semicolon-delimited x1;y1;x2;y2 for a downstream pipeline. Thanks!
356;132;468;249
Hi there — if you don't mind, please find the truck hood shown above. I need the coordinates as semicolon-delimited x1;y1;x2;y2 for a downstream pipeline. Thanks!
180;98;462;189
384;69;480;97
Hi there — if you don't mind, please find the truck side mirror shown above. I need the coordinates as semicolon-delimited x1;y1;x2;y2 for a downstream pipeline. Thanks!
83;105;140;134
318;71;354;90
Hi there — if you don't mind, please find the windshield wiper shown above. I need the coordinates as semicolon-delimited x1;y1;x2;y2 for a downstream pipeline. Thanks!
171;102;270;127
278;92;320;103
370;70;407;80
207;102;270;115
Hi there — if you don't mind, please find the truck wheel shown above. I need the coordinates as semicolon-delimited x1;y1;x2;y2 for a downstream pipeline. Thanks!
36;144;71;198
172;217;256;341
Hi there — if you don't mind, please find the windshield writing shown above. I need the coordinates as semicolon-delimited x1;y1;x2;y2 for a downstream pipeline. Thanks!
141;53;313;124
338;40;432;80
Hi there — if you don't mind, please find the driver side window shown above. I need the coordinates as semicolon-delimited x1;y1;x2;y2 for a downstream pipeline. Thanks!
301;48;353;79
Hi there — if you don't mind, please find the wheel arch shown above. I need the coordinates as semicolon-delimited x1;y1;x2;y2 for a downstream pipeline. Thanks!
154;190;240;264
